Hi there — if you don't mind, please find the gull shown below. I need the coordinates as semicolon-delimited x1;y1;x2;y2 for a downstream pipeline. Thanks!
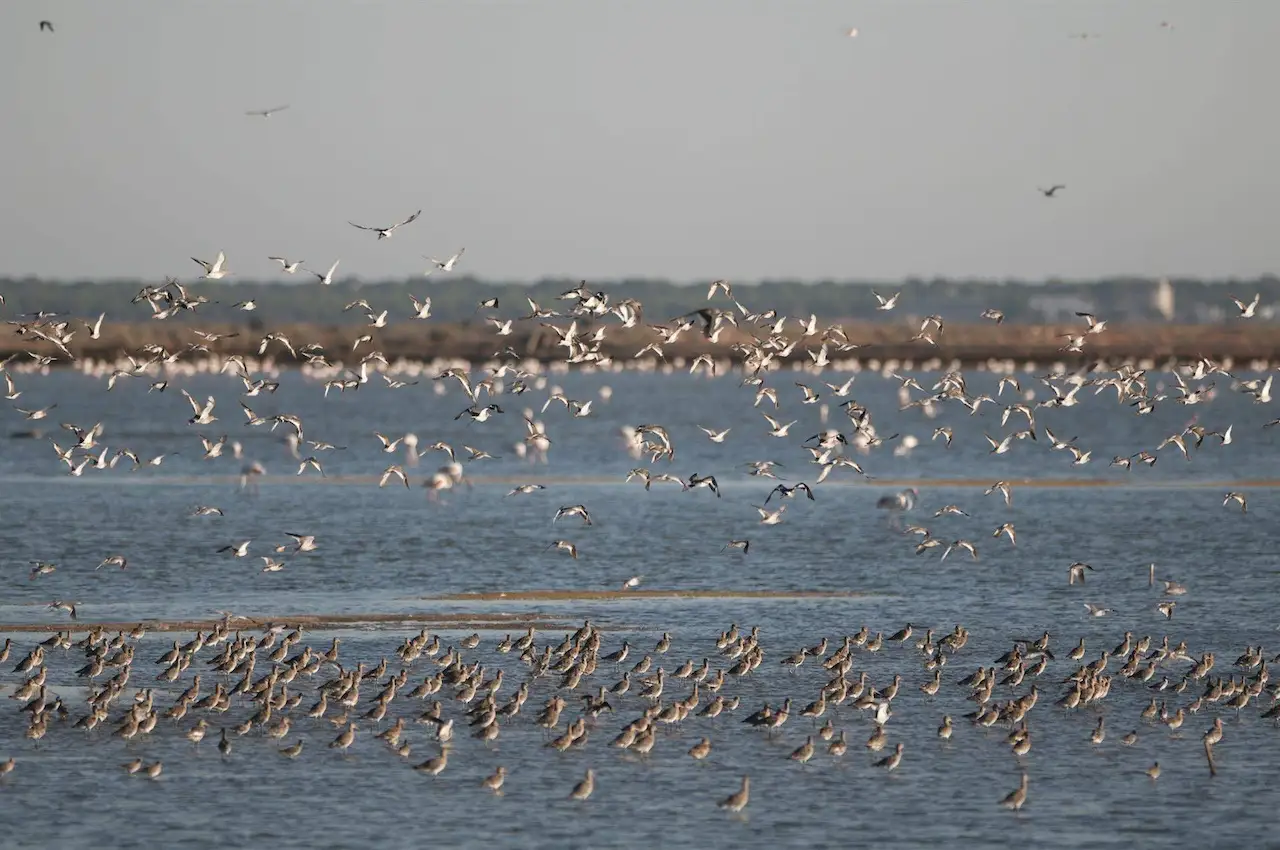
191;252;231;279
424;248;465;275
872;290;900;311
380;465;410;488
246;105;290;118
1083;603;1111;617
506;484;546;496
554;505;593;526
218;541;251;558
753;504;787;525
1038;184;1065;197
1068;562;1094;584
993;523;1017;545
268;257;304;273
96;555;128;570
1223;492;1247;513
307;259;341;285
698;426;731;443
1076;312;1107;334
1230;293;1260;318
349;209;421;240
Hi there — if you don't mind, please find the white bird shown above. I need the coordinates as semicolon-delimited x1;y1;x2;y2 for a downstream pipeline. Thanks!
269;257;304;273
308;259;341;285
191;252;231;279
424;248;465;274
409;295;433;319
84;313;105;339
246;105;290;118
349;210;421;240
872;290;900;311
698;427;731;443
1230;293;1261;318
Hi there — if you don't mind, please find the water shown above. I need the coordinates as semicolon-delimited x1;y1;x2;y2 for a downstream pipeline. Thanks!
1;364;1277;849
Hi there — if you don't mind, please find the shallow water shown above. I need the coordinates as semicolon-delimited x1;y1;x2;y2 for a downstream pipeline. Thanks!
1;366;1277;849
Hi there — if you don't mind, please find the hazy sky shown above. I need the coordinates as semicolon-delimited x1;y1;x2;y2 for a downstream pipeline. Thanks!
4;2;1277;283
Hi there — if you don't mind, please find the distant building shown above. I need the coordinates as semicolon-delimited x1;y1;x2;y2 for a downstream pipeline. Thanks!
1153;278;1174;321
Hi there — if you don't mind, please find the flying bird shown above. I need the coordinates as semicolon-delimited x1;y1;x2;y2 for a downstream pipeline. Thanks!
191;252;231;279
1038;185;1066;198
424;248;465;275
39;20;54;32
349;210;422;240
246;105;290;118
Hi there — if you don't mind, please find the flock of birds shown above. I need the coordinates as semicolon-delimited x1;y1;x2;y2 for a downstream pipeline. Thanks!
3;11;1272;835
0;213;1275;816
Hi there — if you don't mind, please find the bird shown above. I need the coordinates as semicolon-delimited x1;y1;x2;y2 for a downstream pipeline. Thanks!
424;249;465;274
1068;562;1095;585
349;210;422;240
1230;293;1261;318
718;776;750;812
1000;773;1028;810
39;20;54;32
570;768;595;801
268;257;304;273
872;290;900;311
246;105;290;118
1224;492;1247;513
1039;184;1065;197
191;252;231;279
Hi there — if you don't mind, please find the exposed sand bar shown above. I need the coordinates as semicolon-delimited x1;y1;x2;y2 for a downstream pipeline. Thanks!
422;590;874;602
0;611;569;634
5;320;1279;367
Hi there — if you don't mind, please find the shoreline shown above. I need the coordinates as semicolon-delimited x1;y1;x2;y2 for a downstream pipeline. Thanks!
4;320;1278;367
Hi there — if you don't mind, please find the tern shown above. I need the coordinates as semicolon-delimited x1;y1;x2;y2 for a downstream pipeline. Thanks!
1230;293;1260;318
349;209;421;240
872;290;900;311
268;257;304;273
246;105;290;118
191;252;231;279
305;259;341;285
424;248;465;275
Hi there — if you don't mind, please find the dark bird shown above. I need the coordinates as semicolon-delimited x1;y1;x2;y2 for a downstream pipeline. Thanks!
39;20;54;32
1038;185;1066;198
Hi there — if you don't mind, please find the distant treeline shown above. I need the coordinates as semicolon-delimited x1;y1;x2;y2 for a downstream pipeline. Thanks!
1;275;1276;326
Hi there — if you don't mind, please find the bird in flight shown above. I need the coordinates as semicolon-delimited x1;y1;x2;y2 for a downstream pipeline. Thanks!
349;210;421;240
246;105;290;118
1038;185;1066;198
191;251;231;280
424;248;465;275
39;20;54;33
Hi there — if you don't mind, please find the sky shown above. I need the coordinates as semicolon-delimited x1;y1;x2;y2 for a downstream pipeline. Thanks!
3;1;1277;284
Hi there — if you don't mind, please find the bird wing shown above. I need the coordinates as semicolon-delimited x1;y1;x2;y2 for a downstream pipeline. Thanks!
395;210;422;228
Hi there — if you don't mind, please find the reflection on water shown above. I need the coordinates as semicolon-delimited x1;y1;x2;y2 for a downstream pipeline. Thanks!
1;369;1277;849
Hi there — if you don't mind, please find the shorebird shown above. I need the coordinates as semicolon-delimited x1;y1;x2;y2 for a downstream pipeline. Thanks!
1068;562;1095;585
872;290;900;311
1224;492;1247;513
554;505;592;526
1230;293;1261;318
1000;773;1028;810
307;259;341;284
349;209;421;240
718;776;750;812
282;533;318;553
570;768;595;801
